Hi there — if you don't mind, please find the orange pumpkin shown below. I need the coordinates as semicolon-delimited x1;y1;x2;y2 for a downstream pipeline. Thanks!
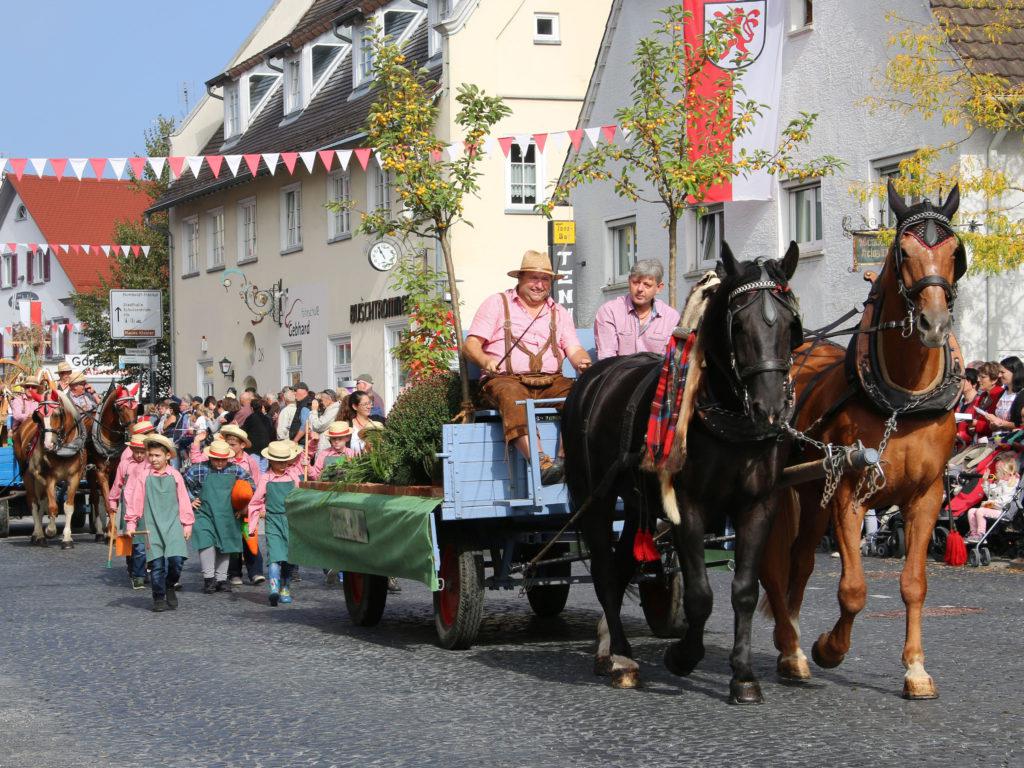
231;478;254;511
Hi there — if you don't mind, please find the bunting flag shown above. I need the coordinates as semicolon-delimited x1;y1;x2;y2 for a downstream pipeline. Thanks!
354;148;372;170
336;149;352;170
0;242;150;256
186;156;205;178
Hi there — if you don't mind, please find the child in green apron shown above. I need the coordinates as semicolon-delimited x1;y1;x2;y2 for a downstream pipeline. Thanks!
107;433;151;589
183;439;256;594
125;435;194;613
249;440;303;606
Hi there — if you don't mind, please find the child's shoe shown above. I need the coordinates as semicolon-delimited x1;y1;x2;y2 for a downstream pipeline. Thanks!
131;577;146;590
279;586;293;604
151;598;168;613
203;578;217;594
216;580;232;593
268;577;280;607
252;575;266;586
165;588;178;610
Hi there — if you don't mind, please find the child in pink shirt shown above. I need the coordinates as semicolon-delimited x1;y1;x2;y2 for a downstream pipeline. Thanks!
107;433;151;589
308;421;355;480
250;440;303;606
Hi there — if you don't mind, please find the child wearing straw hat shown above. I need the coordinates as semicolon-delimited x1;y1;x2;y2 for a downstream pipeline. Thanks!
249;440;303;606
124;434;194;612
108;429;152;589
10;376;42;433
119;420;156;462
183;438;256;594
307;421;355;480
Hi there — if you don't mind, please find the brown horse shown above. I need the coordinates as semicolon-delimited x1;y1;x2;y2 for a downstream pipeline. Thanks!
15;389;89;548
82;383;138;539
760;182;965;699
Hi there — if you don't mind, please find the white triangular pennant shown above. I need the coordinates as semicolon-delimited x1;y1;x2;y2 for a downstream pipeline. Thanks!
482;137;498;154
584;127;602;147
30;158;48;177
374;150;385;169
81;244;91;253
0;159;6;174
142;246;151;257
547;131;568;152
101;245;111;257
186;156;205;178
148;157;166;177
514;134;532;155
59;244;68;254
262;153;279;175
299;151;317;174
444;144;459;161
109;158;128;180
335;150;352;171
224;155;243;177
69;158;89;180
120;245;130;256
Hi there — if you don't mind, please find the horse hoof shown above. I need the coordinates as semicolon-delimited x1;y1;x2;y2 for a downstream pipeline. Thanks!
45;526;57;538
728;680;764;705
902;673;938;700
777;652;812;681
61;540;74;550
811;634;844;669
594;656;612;677
610;667;641;689
664;642;702;677
31;536;48;547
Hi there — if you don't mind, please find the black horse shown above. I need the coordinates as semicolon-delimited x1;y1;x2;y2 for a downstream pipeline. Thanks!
562;241;802;703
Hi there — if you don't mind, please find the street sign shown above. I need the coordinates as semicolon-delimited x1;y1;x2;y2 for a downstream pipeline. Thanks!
118;354;151;367
551;221;575;244
109;290;162;340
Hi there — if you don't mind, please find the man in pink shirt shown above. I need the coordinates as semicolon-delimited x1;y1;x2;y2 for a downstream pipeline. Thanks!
594;259;681;360
465;250;591;484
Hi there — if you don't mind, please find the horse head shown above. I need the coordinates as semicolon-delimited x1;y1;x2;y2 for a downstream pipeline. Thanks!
885;179;964;348
112;383;140;432
706;240;802;428
33;390;73;452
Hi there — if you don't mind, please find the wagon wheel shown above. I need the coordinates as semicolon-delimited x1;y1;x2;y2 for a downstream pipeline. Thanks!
433;543;484;650
0;499;9;538
639;548;686;638
526;544;571;618
343;572;388;626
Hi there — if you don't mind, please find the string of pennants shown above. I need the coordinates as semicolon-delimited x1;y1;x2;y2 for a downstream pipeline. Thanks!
0;125;624;182
1;243;152;257
0;322;86;337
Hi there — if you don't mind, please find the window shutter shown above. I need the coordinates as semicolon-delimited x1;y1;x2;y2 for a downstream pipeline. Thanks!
0;333;4;358
27;251;33;284
62;324;70;354
12;252;18;285
43;250;50;282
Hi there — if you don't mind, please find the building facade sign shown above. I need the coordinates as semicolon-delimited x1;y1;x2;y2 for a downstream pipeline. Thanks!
349;295;409;323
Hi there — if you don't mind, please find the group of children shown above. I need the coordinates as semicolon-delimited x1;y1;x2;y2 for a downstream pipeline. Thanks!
107;415;357;612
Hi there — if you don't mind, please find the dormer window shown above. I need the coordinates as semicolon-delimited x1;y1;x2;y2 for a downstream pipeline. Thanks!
225;82;242;138
249;73;278;114
312;43;343;88
14;204;27;222
353;6;422;90
384;10;416;40
285;57;303;114
356;27;374;85
427;0;449;57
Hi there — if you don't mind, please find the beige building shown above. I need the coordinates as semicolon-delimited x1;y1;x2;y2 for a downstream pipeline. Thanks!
154;0;610;408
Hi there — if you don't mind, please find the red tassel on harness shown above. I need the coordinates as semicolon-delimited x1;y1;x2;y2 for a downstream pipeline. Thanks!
633;530;660;563
944;530;967;566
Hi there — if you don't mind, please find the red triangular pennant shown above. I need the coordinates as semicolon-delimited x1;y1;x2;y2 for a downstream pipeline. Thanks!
568;129;584;152
206;155;224;178
9;159;27;181
71;244;81;255
50;158;68;181
497;137;515;157
353;148;372;170
280;152;299;175
317;150;335;172
89;158;107;178
166;156;185;179
131;245;141;257
429;149;443;163
532;133;548;153
601;125;617;143
243;154;261;176
128;157;147;179
5;243;16;253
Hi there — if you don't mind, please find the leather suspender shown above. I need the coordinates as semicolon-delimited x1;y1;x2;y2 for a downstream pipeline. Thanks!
500;293;562;374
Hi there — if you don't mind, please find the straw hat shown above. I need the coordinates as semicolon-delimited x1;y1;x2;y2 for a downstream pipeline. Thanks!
56;362;72;373
68;372;87;385
261;439;302;462
326;421;353;439
204;439;234;460
507;249;565;280
22;376;39;388
218;424;251;447
131;420;155;437
357;420;385;440
143;433;176;456
128;435;148;450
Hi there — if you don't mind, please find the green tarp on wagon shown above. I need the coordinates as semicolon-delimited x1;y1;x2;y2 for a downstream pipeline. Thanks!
286;488;440;590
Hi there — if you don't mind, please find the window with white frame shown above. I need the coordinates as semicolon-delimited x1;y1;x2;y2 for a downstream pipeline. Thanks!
282;343;303;387
386;322;409;409
224;82;241;138
370;165;392;215
182;216;199;274
610;220;638;283
50;317;69;356
31;249;44;284
284;57;303;114
327;170;351;240
507;142;541;210
789;0;813;29
534;13;560;44
696;205;724;268
787;181;823;251
330;334;353;389
355;25;374;86
874;156;929;229
14;204;27;222
237;197;257;263
280;183;303;252
198;359;215;398
207;208;225;269
1;251;14;288
427;0;449;56
249;73;278;115
311;43;343;88
384;10;417;40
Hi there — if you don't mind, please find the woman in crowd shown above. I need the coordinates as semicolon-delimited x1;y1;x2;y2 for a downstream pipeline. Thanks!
972;362;1005;440
308;389;342;455
956;368;980;447
981;356;1024;434
276;390;297;440
346;391;384;455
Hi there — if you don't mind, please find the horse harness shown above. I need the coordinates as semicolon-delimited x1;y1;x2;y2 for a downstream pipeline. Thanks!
89;384;132;460
34;395;88;458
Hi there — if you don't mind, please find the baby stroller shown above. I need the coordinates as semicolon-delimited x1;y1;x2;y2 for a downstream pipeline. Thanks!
862;507;905;558
965;455;1024;567
933;443;1011;551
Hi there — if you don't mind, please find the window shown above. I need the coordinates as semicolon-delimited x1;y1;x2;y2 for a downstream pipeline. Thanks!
285;57;303;114
50;317;70;356
384;10;416;40
198;359;215;398
224;82;241;138
311;44;342;87
1;251;14;288
428;0;449;56
207;208;225;269
14;204;27;221
370;165;392;215
330;334;352;389
507;142;541;210
282;343;303;387
787;182;823;251
30;250;44;284
280;183;302;252
696;205;724;268
249;73;278;114
789;0;813;29
327;171;351;240
356;26;374;85
182;216;199;275
237;197;257;263
534;13;560;44
386;322;409;409
610;220;638;282
874;157;929;229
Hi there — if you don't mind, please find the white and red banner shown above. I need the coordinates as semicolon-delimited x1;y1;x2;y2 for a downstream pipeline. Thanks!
18;299;42;327
684;0;784;202
0;242;151;257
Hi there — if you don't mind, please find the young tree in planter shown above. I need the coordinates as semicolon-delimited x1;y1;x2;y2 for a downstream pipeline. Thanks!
542;5;842;305
346;30;511;408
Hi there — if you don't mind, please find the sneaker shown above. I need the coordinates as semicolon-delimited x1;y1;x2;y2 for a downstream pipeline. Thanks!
830;551;841;558
229;576;243;586
173;582;182;591
387;577;402;593
216;580;232;593
131;577;146;591
165;587;178;610
279;587;293;604
203;578;217;594
268;577;280;607
151;598;168;613
252;575;266;586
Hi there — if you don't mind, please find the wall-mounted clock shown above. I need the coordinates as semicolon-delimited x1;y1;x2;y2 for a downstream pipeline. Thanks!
368;240;400;272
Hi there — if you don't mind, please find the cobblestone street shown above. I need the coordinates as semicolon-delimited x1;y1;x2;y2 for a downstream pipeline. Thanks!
1;527;1021;768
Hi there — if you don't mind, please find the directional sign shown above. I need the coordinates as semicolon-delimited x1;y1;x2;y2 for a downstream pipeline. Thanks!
119;354;151;366
109;290;162;340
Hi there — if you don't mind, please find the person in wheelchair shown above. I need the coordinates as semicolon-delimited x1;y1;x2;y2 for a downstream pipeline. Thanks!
464;250;592;485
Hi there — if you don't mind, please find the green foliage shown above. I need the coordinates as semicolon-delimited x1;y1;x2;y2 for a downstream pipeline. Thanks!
388;257;456;380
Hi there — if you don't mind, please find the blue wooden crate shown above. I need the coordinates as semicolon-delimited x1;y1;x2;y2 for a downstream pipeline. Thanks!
0;446;22;489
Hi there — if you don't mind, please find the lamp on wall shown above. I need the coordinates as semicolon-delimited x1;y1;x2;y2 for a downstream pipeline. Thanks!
219;356;234;381
201;335;208;353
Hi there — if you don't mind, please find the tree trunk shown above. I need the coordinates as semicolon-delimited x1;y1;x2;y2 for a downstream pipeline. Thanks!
667;210;679;309
439;232;472;410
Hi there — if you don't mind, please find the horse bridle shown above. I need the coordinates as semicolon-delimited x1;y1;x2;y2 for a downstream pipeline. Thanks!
34;394;87;457
890;209;965;335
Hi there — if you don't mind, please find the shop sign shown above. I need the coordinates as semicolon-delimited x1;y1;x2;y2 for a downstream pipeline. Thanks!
350;295;408;323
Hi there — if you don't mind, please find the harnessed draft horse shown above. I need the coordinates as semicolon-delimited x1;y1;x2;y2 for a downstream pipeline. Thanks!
760;181;966;699
15;389;89;548
81;383;138;541
561;242;803;703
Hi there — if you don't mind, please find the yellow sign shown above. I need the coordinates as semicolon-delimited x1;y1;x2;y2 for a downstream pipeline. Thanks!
552;221;575;244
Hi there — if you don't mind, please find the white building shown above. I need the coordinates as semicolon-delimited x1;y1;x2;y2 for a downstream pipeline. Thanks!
566;0;1023;362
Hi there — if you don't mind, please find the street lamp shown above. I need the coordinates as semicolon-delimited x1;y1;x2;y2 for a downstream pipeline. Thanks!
219;356;234;381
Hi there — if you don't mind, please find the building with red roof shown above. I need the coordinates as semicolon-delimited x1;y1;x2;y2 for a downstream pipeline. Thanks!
0;174;152;360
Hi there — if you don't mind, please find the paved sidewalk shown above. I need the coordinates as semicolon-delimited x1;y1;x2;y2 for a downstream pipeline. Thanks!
0;532;1020;768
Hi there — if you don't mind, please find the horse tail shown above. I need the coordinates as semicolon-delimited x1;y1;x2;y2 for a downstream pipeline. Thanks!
758;487;800;619
658;469;681;525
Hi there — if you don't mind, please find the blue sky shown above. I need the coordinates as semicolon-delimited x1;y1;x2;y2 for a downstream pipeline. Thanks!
0;0;274;158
